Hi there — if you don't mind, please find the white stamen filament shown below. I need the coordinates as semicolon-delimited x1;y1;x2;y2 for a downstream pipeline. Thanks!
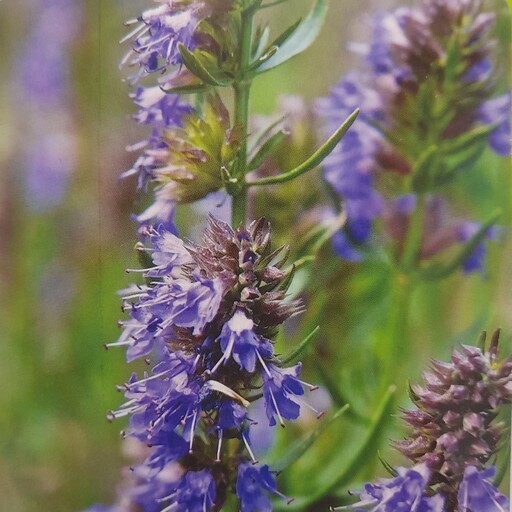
242;432;258;464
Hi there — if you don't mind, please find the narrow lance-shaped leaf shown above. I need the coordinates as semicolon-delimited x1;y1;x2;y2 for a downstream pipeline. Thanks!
160;83;213;95
279;326;320;365
178;44;229;86
250;18;302;70
269;404;350;473
434;142;487;187
258;0;328;72
248;130;286;170
248;109;359;186
420;209;501;281
444;123;498;155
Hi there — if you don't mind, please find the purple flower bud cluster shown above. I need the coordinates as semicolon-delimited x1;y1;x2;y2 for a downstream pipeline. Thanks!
99;216;314;511
316;0;509;266
16;0;80;211
334;331;511;512
394;332;512;506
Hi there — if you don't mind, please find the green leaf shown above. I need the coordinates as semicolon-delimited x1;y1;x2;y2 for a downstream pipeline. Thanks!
444;123;498;155
178;44;229;86
279;326;320;365
248;130;286;170
434;142;487;187
250;18;302;69
273;386;396;511
248;108;359;186
258;0;328;72
269;404;350;473
160;83;213;95
314;359;370;425
420;209;501;281
411;145;438;193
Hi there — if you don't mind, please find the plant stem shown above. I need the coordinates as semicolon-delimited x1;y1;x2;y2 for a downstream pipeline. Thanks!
401;193;426;272
231;5;254;227
377;271;416;392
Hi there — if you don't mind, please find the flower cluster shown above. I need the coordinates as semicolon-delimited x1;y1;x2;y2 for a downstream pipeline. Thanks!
395;330;512;506
122;0;243;227
333;330;512;512
316;0;510;266
99;216;314;511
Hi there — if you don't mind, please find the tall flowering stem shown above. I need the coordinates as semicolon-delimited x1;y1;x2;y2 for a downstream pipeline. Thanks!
317;0;510;394
86;1;360;510
231;2;255;227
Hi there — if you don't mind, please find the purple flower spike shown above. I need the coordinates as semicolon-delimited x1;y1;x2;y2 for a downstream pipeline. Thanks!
458;466;509;512
395;331;512;504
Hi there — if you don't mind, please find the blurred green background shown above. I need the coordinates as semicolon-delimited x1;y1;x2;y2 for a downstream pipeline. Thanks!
0;1;510;511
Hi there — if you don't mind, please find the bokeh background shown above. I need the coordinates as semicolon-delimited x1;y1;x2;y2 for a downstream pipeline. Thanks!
0;1;510;510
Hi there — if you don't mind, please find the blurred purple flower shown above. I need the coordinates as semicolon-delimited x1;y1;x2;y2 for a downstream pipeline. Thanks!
237;463;282;512
17;0;80;211
333;463;445;511
478;93;511;157
317;1;508;264
458;466;509;512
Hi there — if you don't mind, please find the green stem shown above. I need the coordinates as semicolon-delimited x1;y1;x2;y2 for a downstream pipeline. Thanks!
400;193;426;272
377;271;416;392
231;5;254;227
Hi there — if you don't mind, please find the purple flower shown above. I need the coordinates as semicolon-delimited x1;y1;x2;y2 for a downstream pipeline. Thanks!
236;463;281;512
317;1;508;265
262;363;304;427
478;93;511;157
458;466;509;512
121;2;198;82
174;469;216;512
333;464;445;511
132;86;192;128
457;222;499;274
102;218;316;511
216;310;273;373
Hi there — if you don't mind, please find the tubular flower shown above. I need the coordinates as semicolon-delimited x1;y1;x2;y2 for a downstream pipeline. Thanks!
101;216;315;511
394;330;512;508
316;0;509;265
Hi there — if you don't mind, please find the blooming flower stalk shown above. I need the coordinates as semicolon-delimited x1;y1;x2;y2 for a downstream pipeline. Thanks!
98;216;315;510
395;330;512;507
316;0;509;268
331;330;512;512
